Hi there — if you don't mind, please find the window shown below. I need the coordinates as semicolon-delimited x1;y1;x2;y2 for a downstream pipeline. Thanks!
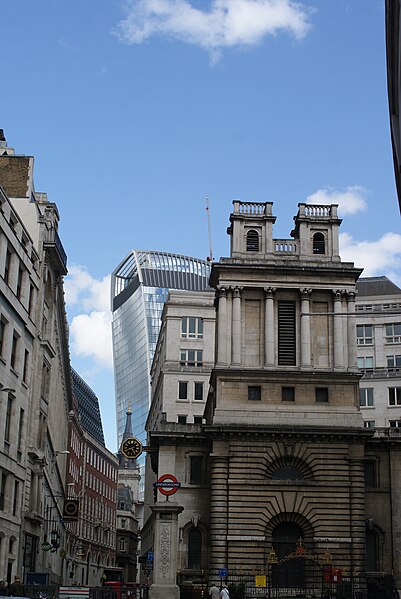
22;350;29;384
17;408;24;451
357;325;373;346
364;421;375;429
12;481;19;516
278;301;296;365
246;229;259;252
178;381;188;400
271;463;304;481
385;323;401;344
181;317;203;339
312;232;325;254
364;461;376;488
178;415;187;424
387;355;401;368
0;471;7;510
28;284;34;317
358;356;374;369
388;387;401;406
194;382;204;401
282;387;295;402
389;420;401;428
16;267;23;300
180;350;203;367
359;388;374;407
41;361;51;401
4;396;13;443
119;537;127;552
248;386;261;401
190;456;203;484
10;332;19;370
188;528;202;569
316;388;329;403
193;416;203;424
0;318;5;358
4;248;11;285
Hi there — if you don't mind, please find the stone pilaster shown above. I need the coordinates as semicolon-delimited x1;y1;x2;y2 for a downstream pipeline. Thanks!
264;287;275;368
333;290;345;370
347;292;357;369
300;288;312;369
217;288;228;366
232;287;241;365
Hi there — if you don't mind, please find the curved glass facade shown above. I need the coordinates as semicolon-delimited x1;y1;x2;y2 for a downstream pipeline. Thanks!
111;250;211;470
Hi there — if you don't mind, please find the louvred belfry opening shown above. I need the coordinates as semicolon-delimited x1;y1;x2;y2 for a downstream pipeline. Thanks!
278;301;296;365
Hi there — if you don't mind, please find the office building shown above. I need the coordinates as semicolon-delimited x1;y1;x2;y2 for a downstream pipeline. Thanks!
356;276;401;430
111;250;211;478
71;368;105;446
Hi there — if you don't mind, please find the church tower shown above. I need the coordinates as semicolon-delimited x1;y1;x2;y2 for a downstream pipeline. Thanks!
206;201;370;584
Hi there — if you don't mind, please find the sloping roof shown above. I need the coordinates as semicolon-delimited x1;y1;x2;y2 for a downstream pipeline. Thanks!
356;276;401;297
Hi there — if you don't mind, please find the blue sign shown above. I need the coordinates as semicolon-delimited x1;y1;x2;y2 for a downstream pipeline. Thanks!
218;569;228;577
147;551;154;562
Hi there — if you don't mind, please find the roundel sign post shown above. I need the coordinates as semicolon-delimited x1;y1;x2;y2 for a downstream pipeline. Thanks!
154;473;181;498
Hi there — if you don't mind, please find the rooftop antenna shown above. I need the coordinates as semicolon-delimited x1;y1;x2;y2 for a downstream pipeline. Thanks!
205;196;213;262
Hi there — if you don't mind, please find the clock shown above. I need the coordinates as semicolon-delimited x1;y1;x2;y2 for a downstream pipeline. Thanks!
121;437;143;459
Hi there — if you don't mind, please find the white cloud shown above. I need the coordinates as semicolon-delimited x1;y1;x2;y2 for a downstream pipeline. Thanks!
114;0;311;61
70;311;113;369
339;232;401;278
64;265;110;312
307;186;368;215
65;266;113;370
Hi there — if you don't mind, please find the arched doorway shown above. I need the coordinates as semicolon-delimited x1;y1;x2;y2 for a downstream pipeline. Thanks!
271;522;304;588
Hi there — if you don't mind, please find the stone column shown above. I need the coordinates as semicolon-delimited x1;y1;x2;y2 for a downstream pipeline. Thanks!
209;450;229;581
232;287;241;365
333;291;344;369
348;448;366;576
347;292;357;369
217;288;228;366
264;287;275;368
149;501;184;599
300;289;312;369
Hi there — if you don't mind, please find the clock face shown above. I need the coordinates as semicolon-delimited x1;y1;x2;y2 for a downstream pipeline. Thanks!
122;437;143;459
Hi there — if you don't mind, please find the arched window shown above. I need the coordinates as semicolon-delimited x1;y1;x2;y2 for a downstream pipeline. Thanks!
272;523;304;588
188;527;202;569
266;457;313;481
271;466;304;481
313;232;325;254
246;230;259;252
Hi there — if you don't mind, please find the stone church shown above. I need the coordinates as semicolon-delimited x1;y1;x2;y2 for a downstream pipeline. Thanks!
143;201;401;598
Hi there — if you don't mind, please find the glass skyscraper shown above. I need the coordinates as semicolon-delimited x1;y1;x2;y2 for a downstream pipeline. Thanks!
111;250;211;456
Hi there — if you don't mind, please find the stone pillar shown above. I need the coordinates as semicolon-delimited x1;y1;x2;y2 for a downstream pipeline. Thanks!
300;289;311;369
217;288;228;366
333;291;344;369
348;448;366;576
149;502;184;599
232;287;241;365
209;450;229;580
347;292;357;369
264;287;275;368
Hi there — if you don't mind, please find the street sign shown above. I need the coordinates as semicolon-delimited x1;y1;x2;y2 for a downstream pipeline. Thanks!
154;473;181;496
218;569;228;577
63;499;79;521
147;551;154;562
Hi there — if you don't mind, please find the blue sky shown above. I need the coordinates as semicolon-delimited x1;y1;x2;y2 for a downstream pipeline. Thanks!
1;0;401;451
